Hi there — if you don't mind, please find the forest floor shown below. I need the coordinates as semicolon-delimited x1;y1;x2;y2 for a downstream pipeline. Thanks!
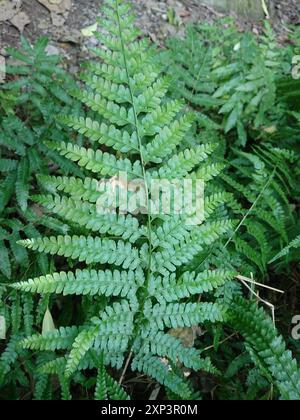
0;0;300;71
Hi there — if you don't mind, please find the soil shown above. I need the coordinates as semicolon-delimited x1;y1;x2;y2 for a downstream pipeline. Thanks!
0;0;299;70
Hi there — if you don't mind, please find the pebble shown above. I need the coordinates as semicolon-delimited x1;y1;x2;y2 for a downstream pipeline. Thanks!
45;44;60;56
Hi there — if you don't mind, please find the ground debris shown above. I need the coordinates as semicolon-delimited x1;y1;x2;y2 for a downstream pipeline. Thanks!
0;0;30;33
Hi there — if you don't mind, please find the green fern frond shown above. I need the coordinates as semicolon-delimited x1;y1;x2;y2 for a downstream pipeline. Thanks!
57;116;139;153
65;326;99;377
137;331;217;373
132;353;192;399
143;114;194;164
10;0;241;397
18;236;140;268
145;301;225;330
153;144;217;180
148;270;235;303
270;235;300;263
37;175;101;203
33;195;143;242
47;141;143;178
21;326;80;351
229;298;300;400
12;268;144;298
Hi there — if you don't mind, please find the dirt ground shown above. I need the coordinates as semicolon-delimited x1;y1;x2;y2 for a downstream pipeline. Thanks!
0;0;299;68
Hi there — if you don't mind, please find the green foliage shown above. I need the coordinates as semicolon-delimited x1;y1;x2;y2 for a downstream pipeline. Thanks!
163;21;289;143
162;19;299;277
0;37;81;280
228;298;300;400
0;0;299;402
0;37;82;399
9;0;236;399
269;235;300;264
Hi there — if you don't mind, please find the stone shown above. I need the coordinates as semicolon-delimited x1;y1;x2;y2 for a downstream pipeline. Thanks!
201;0;274;20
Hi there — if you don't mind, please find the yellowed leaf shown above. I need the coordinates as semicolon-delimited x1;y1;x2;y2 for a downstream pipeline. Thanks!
81;23;98;37
42;308;56;336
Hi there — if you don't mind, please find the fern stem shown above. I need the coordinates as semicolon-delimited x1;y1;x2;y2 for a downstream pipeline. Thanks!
224;166;277;248
115;0;153;278
119;349;133;385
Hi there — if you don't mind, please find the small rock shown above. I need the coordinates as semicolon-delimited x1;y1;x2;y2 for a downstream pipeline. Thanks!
58;29;82;45
45;44;60;56
51;12;65;27
86;36;99;47
10;10;30;33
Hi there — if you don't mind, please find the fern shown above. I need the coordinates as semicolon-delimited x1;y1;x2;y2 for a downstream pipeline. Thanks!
164;21;288;145
228;298;300;400
269;235;300;263
0;37;81;280
10;0;235;399
162;20;298;276
0;37;83;398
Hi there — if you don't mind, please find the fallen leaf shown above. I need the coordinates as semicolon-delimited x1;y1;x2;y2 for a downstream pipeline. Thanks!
179;9;190;18
37;0;71;26
149;385;161;401
38;19;51;30
169;327;196;348
37;0;71;14
31;204;44;218
10;10;30;33
168;326;203;348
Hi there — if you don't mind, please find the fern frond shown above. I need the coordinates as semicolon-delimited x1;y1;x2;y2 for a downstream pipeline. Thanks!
153;144;216;180
33;195;143;242
145;301;225;330
229;298;300;400
0;240;11;279
21;326;80;351
65;326;99;377
18;236;141;269
138;331;217;373
37;175;101;203
152;220;233;274
57;116;139;153
148;270;235;303
12;268;144;298
143;114;193;163
141;99;184;136
16;157;30;212
9;0;257;398
132;353;192;399
270;235;300;263
47;141;143;178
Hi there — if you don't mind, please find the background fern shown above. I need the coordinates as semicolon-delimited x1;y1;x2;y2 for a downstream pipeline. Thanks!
0;36;84;399
0;36;83;281
162;19;300;278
